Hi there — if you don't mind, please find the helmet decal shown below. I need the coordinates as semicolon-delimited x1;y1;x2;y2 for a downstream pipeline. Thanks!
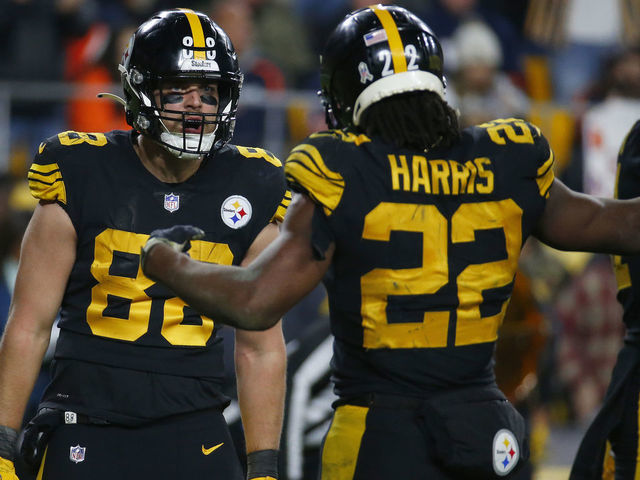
358;62;373;84
179;8;219;71
319;5;446;129
370;5;407;73
121;34;134;69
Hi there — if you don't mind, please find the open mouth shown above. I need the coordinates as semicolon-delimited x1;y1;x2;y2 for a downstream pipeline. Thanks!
183;118;203;134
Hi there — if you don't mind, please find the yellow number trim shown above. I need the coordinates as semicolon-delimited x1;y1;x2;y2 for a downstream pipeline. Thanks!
58;131;108;147
87;229;234;346
361;204;449;349
479;119;534;146
360;200;522;349
160;239;233;346
87;230;152;341
236;146;282;167
452;200;522;345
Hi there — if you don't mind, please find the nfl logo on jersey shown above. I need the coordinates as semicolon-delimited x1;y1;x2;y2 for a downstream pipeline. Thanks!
69;445;86;464
164;193;180;213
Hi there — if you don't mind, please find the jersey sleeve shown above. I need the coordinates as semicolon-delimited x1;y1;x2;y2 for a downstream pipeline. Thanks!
477;118;555;198
232;145;291;227
271;189;292;223
284;132;346;216
27;137;68;205
613;120;640;294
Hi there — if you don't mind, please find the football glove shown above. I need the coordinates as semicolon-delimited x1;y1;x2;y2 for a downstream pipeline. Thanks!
140;225;205;272
0;457;19;480
246;449;278;480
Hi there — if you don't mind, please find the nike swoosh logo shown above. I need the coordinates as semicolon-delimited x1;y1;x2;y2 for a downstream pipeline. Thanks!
202;443;224;455
38;142;46;154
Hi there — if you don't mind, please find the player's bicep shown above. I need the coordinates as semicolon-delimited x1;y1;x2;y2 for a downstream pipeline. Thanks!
8;202;76;332
534;179;621;252
247;193;333;318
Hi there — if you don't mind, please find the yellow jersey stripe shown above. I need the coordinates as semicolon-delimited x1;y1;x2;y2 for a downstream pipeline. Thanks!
271;190;292;223
28;165;67;204
286;144;345;216
181;9;206;60
614;162;621;199
371;5;407;73
289;144;343;181
321;405;368;480
536;151;555;197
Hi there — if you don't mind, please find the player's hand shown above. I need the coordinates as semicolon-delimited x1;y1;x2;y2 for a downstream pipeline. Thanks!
140;225;205;273
0;456;20;480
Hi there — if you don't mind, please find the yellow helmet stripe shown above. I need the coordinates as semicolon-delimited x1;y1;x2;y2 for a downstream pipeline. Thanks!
180;8;206;60
370;5;407;73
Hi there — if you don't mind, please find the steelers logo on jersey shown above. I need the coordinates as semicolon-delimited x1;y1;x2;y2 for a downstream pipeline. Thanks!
221;195;252;229
492;429;519;476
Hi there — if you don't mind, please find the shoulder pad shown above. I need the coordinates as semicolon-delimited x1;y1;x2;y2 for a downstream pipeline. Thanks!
285;136;345;216
475;118;554;197
232;145;282;168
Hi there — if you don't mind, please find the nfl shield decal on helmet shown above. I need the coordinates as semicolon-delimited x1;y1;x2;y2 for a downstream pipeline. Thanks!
221;195;252;229
164;193;180;212
493;429;519;476
69;445;86;464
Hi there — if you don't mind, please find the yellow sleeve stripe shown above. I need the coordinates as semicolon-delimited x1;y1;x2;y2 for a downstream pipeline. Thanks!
28;163;67;204
536;151;555;197
371;5;407;73
180;9;206;60
614;163;621;199
271;189;292;223
285;144;344;216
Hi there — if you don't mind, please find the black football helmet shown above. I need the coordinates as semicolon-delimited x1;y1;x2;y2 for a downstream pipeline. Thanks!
319;4;446;129
119;8;243;158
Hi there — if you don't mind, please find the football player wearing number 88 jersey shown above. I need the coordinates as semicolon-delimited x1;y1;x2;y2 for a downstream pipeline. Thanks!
142;4;640;480
0;8;288;480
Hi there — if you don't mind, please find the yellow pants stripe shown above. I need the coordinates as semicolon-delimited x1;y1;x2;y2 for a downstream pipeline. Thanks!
36;446;48;480
321;405;368;480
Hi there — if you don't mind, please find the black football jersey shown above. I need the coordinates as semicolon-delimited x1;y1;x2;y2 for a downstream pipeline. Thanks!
285;119;554;398
613;119;640;343
27;130;290;422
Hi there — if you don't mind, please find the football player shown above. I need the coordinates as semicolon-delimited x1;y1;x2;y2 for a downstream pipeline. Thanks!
0;9;287;480
570;120;640;480
141;5;640;480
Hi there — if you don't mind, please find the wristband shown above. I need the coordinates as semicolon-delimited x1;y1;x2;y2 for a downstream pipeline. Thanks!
246;449;278;480
0;425;18;461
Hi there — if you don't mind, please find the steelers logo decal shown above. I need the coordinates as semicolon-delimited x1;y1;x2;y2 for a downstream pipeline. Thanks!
221;195;252;229
493;429;519;476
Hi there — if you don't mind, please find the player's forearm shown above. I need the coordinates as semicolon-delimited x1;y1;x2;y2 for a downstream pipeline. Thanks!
0;319;51;430
235;341;286;452
143;243;282;330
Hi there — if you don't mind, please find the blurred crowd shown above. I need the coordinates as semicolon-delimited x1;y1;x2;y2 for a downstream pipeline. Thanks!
2;0;640;477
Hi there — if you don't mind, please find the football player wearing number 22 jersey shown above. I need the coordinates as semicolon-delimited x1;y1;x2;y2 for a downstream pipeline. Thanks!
0;8;288;480
143;5;640;480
